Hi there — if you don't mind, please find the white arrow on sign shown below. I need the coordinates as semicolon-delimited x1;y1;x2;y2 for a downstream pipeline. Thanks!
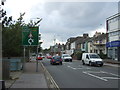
28;38;34;45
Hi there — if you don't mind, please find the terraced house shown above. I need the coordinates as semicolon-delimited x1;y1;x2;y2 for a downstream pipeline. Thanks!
87;32;107;55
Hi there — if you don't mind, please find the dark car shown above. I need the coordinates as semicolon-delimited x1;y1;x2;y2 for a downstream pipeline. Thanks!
50;56;62;65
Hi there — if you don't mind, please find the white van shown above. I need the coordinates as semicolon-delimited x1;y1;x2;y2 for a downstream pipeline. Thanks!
82;53;103;66
61;54;72;62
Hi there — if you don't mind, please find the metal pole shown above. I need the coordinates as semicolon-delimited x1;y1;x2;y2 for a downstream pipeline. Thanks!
36;46;38;72
29;46;30;62
23;46;25;72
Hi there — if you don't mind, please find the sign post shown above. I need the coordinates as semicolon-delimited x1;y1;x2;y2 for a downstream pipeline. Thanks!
22;26;39;72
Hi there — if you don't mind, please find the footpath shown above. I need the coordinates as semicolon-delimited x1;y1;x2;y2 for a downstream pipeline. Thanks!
5;61;48;89
103;59;120;67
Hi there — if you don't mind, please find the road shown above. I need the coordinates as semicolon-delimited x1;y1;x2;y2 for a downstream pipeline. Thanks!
42;59;119;89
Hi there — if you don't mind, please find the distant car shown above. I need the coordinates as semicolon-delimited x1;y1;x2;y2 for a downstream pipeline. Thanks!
47;56;52;59
61;54;72;62
30;54;36;61
50;56;62;65
36;55;43;60
41;56;45;58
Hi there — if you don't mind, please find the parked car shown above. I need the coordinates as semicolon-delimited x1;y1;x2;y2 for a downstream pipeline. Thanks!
47;55;52;59
82;53;103;66
61;54;72;62
50;56;62;65
36;55;43;60
41;56;45;58
30;53;36;61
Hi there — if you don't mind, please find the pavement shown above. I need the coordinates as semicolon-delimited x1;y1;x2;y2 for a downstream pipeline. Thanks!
4;59;120;89
5;61;48;89
103;59;120;64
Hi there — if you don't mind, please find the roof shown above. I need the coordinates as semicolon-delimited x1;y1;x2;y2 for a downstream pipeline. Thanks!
92;33;106;41
76;37;91;44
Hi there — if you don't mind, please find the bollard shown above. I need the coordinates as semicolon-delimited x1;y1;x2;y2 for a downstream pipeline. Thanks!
0;80;5;90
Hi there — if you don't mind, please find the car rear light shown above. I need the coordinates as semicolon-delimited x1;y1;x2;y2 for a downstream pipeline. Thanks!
52;59;55;62
60;59;62;61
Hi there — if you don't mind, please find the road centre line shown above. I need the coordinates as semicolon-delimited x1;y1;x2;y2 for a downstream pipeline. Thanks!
67;66;76;70
67;65;91;70
83;71;108;81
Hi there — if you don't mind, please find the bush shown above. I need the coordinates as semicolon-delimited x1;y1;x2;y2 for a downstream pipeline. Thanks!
98;53;108;59
74;51;83;60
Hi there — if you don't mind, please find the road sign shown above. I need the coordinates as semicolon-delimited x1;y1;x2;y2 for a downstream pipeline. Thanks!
22;26;39;46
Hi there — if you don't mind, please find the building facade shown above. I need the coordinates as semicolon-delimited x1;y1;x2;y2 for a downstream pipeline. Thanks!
106;13;120;61
86;32;107;55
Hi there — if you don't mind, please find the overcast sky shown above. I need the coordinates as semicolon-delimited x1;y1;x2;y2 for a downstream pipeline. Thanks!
3;0;119;49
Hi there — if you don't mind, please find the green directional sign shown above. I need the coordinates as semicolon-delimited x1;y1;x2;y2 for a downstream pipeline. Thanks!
22;26;39;46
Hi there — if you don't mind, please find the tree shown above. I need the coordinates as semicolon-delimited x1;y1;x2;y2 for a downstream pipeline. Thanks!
2;12;42;57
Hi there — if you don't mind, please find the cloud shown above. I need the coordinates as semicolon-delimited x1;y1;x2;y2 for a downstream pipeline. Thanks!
4;1;118;49
39;2;118;49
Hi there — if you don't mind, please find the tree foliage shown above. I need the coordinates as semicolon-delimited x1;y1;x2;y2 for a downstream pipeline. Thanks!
2;13;24;57
2;11;42;57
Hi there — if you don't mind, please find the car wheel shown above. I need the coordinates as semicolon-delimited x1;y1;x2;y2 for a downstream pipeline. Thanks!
100;64;103;67
82;60;85;65
89;62;92;66
70;60;72;62
51;62;53;65
60;62;62;65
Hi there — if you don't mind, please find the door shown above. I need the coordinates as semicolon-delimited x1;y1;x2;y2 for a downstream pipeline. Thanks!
85;54;90;64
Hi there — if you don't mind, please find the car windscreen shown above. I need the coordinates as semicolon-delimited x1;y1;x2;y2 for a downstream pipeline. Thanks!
63;55;70;57
53;56;61;59
89;54;100;58
32;54;36;56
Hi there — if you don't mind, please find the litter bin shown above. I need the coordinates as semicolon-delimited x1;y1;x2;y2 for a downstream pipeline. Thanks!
10;59;22;71
2;59;10;80
0;80;5;90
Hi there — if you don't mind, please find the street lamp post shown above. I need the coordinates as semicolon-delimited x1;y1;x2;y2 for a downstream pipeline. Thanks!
28;17;42;72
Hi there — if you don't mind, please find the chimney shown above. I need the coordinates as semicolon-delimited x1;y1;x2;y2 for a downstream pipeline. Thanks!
83;33;89;38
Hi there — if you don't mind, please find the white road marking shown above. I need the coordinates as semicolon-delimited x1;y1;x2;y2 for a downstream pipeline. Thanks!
83;71;120;82
83;71;108;81
85;71;104;73
100;71;120;77
67;66;91;70
102;77;120;80
67;66;76;70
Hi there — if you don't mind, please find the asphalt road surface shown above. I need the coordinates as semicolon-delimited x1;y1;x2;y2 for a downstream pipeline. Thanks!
42;59;120;89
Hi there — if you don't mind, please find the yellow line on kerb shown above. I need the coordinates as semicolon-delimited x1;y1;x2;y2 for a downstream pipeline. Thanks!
40;61;60;90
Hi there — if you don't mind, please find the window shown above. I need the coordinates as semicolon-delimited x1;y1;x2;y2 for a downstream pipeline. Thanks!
99;40;102;44
89;54;100;58
82;43;85;49
109;31;120;36
90;50;92;53
86;55;89;59
95;50;98;53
